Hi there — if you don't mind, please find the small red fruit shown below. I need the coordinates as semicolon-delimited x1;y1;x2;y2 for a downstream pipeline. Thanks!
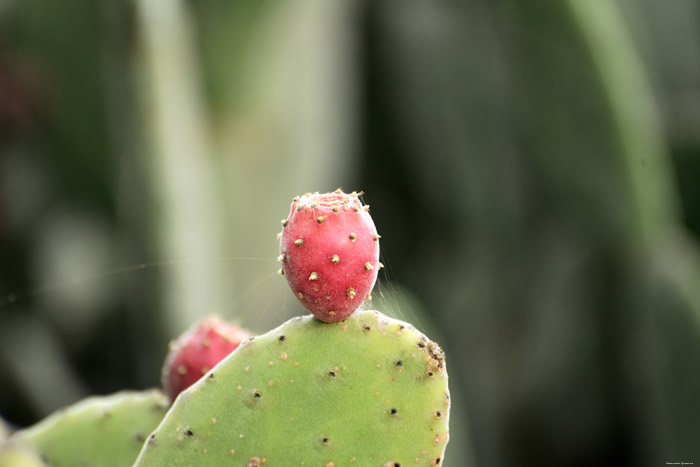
279;190;380;322
161;316;249;402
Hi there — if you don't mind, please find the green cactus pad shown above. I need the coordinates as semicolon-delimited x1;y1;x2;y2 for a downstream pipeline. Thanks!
12;390;169;467
134;310;450;466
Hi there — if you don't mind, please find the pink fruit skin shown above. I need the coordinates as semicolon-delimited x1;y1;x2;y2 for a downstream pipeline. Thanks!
162;317;249;402
279;190;380;322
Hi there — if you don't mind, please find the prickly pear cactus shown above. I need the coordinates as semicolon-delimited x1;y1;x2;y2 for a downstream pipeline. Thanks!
134;310;450;466
12;390;169;467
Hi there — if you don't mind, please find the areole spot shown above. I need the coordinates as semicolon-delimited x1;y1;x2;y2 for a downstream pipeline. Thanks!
317;216;326;224
309;272;319;281
331;254;340;263
349;232;357;242
295;238;303;246
364;262;374;271
346;288;356;299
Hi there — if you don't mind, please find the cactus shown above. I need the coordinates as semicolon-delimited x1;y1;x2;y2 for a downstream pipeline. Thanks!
162;316;250;402
134;310;450;466
12;390;168;467
279;190;381;322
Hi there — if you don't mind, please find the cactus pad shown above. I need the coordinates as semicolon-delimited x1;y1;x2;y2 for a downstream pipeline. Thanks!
135;310;450;466
13;390;169;467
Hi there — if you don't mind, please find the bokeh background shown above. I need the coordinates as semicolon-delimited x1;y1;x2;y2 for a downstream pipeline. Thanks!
1;0;700;465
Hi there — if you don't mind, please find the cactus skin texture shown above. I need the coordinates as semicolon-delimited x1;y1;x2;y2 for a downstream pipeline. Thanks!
11;390;168;467
279;190;381;323
134;310;450;466
162;316;250;402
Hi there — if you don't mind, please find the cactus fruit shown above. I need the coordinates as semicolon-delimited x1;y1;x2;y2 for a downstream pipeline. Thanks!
162;316;250;402
279;190;381;322
11;390;168;467
134;310;450;466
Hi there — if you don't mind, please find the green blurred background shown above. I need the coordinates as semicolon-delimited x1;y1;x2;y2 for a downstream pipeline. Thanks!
1;0;700;465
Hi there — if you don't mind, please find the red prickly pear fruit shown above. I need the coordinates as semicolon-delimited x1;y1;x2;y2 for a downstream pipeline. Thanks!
279;189;381;322
161;316;249;402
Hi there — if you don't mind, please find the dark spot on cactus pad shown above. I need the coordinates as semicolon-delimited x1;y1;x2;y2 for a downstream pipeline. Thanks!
185;429;194;437
134;432;146;443
395;360;403;367
150;433;156;440
390;408;398;415
278;335;286;342
363;325;371;332
417;342;425;348
322;436;330;445
428;372;434;377
328;371;336;377
435;411;443;418
208;372;215;379
254;391;261;398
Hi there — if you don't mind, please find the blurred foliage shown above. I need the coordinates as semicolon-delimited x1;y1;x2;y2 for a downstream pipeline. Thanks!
1;0;700;466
